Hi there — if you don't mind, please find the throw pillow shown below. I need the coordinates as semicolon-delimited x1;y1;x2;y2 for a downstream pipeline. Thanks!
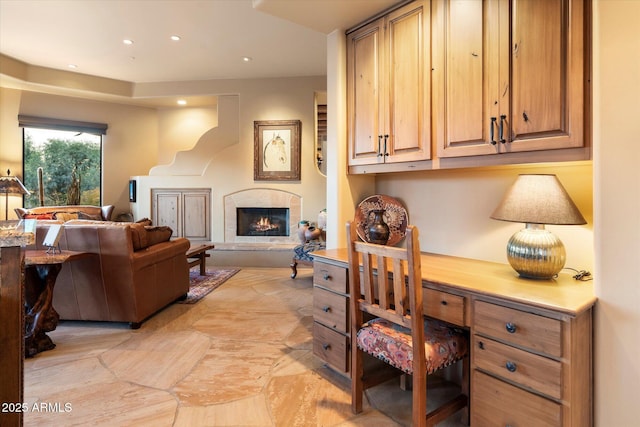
78;211;103;221
53;212;79;222
24;213;54;220
129;223;149;251
136;217;152;226
145;226;173;246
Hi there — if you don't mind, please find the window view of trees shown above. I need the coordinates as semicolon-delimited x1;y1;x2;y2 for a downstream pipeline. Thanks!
23;128;101;208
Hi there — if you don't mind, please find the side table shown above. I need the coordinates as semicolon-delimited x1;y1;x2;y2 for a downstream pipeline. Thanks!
24;250;88;357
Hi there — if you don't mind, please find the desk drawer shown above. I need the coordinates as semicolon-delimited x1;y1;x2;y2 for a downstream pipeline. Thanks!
314;262;348;293
424;289;465;326
313;287;348;333
474;300;562;357
313;322;349;373
472;370;561;427
473;335;562;399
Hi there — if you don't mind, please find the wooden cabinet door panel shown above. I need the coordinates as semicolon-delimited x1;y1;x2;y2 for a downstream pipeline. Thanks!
385;0;431;163
348;19;384;166
154;192;181;236
183;192;209;240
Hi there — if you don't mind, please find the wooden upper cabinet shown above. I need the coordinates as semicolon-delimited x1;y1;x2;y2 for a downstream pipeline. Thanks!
347;0;431;167
433;0;587;158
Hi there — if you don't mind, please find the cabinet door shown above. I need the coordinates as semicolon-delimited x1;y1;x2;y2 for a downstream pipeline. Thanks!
385;0;431;163
434;0;587;158
182;191;210;240
347;18;385;166
153;191;182;237
433;0;500;158
506;0;586;152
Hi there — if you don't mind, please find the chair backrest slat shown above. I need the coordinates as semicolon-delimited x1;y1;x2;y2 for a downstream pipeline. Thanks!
347;220;424;333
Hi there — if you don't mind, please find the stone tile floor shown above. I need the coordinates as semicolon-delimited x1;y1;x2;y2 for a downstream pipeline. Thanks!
23;267;466;426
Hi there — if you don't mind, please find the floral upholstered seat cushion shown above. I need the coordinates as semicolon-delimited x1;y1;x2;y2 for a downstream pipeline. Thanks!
356;317;468;375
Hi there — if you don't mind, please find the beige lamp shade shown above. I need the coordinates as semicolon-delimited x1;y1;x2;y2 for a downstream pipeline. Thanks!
490;174;586;225
490;174;586;279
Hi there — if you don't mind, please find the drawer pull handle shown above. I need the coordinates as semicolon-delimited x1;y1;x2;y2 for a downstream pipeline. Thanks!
322;343;331;350
505;361;517;372
322;306;331;313
478;341;485;350
505;322;517;334
440;300;448;306
322;271;331;280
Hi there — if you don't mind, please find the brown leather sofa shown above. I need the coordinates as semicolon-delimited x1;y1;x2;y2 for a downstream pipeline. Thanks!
16;205;114;221
31;220;190;328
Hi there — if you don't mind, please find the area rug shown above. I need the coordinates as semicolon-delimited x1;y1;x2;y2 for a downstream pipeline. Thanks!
178;268;240;304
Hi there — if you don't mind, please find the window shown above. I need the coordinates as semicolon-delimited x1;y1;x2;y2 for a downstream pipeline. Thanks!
20;116;107;208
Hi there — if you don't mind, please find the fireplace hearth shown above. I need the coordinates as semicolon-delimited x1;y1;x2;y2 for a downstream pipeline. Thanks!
237;208;289;237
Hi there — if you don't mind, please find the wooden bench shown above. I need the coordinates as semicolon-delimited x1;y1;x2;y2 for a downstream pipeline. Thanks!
186;244;215;275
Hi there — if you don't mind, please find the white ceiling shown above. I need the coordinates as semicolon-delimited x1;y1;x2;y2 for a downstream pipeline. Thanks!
0;0;399;85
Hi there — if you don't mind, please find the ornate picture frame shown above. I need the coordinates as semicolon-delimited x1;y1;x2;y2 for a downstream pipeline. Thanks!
254;120;301;181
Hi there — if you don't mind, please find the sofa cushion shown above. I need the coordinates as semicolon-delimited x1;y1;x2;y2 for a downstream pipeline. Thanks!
53;212;79;222
129;223;149;251
145;226;173;246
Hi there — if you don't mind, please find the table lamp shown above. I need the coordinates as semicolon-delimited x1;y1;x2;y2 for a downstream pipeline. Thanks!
0;169;30;220
490;174;586;279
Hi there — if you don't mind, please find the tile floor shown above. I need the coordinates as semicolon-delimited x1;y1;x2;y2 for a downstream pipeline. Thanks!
23;267;466;427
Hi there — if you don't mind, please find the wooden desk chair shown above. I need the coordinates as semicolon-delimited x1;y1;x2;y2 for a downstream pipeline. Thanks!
346;221;469;426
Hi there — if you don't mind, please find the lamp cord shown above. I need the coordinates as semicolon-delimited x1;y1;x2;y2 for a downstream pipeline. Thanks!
563;267;593;281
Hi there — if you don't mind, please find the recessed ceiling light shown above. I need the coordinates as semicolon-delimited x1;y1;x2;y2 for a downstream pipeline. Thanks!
123;39;134;45
177;99;187;106
170;35;181;41
242;56;252;62
68;64;78;69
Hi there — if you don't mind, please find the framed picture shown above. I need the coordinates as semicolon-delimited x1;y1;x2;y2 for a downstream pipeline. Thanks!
254;120;301;181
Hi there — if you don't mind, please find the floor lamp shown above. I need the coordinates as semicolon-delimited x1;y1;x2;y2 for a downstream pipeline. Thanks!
0;170;30;220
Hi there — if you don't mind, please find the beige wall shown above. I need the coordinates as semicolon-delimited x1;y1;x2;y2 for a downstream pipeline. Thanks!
593;1;640;425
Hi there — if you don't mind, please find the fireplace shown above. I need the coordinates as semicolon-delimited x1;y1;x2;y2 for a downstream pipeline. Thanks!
224;188;301;243
237;208;289;237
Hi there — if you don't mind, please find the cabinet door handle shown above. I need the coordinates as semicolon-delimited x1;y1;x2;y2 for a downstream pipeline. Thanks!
383;134;389;157
499;115;507;143
505;361;517;372
322;305;331;313
377;135;383;157
505;322;517;333
490;117;497;145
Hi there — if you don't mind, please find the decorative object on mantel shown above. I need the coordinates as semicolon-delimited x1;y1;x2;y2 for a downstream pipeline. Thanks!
491;174;586;280
297;220;310;244
304;225;322;242
0;169;30;220
355;194;408;246
253;119;301;181
317;208;327;230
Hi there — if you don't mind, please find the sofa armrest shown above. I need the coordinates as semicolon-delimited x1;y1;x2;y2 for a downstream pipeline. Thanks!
130;238;190;271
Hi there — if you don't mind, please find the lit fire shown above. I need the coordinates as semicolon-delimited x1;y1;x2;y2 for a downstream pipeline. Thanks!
251;216;280;232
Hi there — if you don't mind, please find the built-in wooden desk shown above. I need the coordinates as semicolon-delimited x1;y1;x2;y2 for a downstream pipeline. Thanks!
311;249;596;427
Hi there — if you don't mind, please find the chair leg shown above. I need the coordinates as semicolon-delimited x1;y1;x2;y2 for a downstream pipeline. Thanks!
351;347;364;414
